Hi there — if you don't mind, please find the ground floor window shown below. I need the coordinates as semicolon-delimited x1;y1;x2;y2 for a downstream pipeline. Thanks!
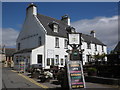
51;58;54;66
47;58;54;66
55;55;59;65
65;55;68;61
86;55;91;62
61;58;64;65
47;58;50;66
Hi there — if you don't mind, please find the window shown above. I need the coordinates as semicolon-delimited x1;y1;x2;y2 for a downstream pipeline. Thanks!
55;38;59;48
37;55;42;63
47;58;50;66
102;46;104;52
86;55;91;62
87;43;91;49
95;44;97;51
61;58;64;65
53;24;58;33
38;36;42;46
18;43;20;50
65;55;68;62
64;39;68;49
51;58;54;66
55;55;59;65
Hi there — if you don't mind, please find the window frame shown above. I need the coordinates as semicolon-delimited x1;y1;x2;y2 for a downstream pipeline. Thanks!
95;44;97;51
87;43;91;49
38;36;42;46
64;39;68;49
18;43;20;50
55;55;59;65
55;37;59;48
53;24;59;33
47;58;50;66
60;58;64;66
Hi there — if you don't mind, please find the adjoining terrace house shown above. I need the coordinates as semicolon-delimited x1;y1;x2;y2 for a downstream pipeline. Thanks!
14;3;107;70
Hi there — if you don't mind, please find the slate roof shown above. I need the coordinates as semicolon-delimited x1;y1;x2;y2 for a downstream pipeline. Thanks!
14;48;33;54
37;13;106;46
5;48;16;56
37;14;69;38
82;34;106;46
114;41;120;52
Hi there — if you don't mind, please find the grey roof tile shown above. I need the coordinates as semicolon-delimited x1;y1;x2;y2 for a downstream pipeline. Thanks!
82;34;106;46
114;41;120;52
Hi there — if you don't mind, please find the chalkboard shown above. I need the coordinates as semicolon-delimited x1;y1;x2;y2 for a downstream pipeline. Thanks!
67;61;85;89
19;61;25;73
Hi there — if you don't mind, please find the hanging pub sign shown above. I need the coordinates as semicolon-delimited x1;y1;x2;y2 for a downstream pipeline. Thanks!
68;33;81;45
67;60;85;89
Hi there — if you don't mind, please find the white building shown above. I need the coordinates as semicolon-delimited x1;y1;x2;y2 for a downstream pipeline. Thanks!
14;4;107;69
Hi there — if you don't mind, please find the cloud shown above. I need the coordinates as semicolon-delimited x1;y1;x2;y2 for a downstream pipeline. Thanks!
1;28;19;47
71;15;118;51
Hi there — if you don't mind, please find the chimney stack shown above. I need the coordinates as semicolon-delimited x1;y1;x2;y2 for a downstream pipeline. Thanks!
26;3;37;16
90;30;96;38
61;15;70;26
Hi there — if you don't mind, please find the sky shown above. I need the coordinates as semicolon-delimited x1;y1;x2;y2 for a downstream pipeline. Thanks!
2;2;119;52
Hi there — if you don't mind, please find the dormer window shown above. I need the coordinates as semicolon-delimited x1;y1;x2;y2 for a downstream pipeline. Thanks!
48;21;59;33
66;26;76;33
53;24;58;33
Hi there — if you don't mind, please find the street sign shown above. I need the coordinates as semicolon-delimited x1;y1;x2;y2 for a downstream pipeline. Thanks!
67;61;85;89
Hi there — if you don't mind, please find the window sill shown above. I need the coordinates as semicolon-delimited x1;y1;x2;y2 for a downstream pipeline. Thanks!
55;47;60;48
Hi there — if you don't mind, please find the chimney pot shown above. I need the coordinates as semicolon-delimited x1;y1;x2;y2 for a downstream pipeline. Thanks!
26;3;37;16
61;15;70;26
90;30;96;38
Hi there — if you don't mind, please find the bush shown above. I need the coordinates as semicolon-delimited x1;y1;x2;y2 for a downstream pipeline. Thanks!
87;67;97;76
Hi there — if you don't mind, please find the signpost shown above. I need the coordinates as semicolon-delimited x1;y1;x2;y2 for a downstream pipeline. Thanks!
65;32;85;89
67;61;85;89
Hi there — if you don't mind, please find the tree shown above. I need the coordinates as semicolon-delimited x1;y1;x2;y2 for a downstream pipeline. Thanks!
93;53;106;64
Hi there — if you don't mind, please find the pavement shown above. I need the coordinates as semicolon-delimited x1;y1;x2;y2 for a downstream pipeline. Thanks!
2;67;120;89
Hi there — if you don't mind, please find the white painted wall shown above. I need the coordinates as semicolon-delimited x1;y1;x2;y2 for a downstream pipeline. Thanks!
31;46;44;66
81;41;107;65
16;6;46;51
45;35;68;69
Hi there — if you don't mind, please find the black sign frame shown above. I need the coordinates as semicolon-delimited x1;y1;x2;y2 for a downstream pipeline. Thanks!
66;60;86;89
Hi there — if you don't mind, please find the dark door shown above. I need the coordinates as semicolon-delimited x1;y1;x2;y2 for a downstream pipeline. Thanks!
37;55;42;63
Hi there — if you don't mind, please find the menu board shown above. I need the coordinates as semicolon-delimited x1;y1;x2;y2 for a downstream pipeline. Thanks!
67;61;85;89
19;61;25;73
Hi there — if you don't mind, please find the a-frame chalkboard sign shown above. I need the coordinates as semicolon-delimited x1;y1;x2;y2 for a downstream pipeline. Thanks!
66;60;86;89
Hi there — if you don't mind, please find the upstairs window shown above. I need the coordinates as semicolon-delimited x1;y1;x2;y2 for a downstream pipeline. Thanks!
18;43;20;50
55;37;59;48
64;39;68;49
102;46;104;52
87;43;91;49
38;36;42;46
95;44;97;51
53;24;58;33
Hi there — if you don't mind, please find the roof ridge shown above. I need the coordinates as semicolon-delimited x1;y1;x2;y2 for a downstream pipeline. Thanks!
37;13;68;26
37;13;61;22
